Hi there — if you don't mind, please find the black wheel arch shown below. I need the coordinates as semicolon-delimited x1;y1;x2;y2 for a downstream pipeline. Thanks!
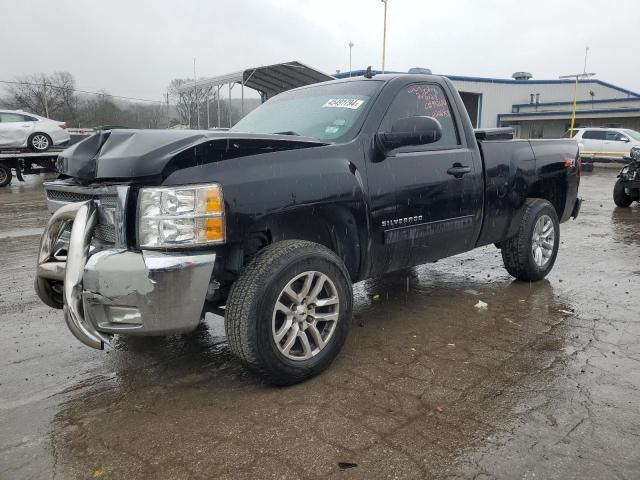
238;205;365;282
527;176;566;221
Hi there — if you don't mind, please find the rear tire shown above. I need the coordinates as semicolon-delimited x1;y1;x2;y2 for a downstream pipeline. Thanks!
501;199;560;282
613;179;633;207
28;133;51;152
225;240;352;385
0;164;12;187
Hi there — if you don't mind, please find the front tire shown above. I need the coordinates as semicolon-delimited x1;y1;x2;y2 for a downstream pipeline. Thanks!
225;240;353;385
28;133;51;152
501;199;560;282
0;164;12;187
613;179;633;207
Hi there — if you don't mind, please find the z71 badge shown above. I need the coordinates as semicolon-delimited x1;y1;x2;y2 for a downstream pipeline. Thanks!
381;216;423;228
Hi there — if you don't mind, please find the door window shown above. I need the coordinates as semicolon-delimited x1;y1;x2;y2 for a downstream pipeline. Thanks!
581;130;606;140
0;113;27;123
379;83;460;147
608;131;628;142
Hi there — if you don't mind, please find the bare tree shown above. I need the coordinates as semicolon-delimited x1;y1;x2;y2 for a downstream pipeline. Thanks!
168;78;221;128
1;71;174;129
4;72;76;119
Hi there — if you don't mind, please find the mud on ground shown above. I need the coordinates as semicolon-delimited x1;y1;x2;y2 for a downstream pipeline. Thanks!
1;169;639;479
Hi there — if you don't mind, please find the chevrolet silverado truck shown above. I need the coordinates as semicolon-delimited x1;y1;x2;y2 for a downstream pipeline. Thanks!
35;73;582;384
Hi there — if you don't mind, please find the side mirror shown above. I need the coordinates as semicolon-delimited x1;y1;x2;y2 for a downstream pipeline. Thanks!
376;116;443;152
620;137;630;142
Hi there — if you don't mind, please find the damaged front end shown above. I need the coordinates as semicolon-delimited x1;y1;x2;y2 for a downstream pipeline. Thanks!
34;182;215;349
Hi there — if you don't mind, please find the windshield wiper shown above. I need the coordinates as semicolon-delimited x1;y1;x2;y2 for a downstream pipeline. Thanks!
273;131;301;136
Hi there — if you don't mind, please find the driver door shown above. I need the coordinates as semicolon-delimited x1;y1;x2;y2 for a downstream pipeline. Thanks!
367;82;483;272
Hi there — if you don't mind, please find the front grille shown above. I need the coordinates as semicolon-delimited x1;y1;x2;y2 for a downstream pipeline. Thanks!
94;223;116;243
47;190;95;203
47;189;118;208
44;184;126;247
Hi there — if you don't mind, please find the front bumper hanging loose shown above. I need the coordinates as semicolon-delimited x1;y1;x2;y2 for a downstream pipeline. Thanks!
35;198;216;350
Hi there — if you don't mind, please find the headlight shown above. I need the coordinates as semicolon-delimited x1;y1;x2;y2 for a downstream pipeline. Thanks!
137;184;225;248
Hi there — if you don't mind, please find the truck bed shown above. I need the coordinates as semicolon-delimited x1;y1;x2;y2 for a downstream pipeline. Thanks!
476;138;579;247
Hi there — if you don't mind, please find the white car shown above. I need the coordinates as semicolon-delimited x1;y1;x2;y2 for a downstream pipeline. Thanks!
570;127;640;160
0;110;70;152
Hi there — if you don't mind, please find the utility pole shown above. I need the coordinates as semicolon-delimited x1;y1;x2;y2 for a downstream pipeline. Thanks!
381;0;388;73
583;46;590;75
194;58;200;129
42;76;49;118
217;85;221;128
165;92;170;128
560;73;596;137
228;83;233;128
560;46;594;138
349;41;354;77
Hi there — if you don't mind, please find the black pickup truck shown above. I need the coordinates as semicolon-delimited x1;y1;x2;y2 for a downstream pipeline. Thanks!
35;73;581;384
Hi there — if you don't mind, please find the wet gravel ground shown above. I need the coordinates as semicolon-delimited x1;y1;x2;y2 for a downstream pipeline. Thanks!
1;169;639;480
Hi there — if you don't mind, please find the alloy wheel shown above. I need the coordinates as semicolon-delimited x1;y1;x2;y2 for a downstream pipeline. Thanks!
272;270;340;361
532;214;555;267
32;135;49;151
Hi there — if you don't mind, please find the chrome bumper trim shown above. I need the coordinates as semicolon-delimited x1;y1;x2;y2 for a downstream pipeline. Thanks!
35;200;111;350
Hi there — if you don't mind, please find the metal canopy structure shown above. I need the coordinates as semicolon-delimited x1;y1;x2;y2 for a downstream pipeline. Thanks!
177;61;334;128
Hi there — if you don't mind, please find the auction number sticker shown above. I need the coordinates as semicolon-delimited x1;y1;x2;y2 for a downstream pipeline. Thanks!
322;98;364;109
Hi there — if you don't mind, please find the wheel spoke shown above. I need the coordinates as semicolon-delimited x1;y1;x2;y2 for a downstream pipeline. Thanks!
312;311;339;322
535;218;543;234
298;331;313;359
275;317;293;342
542;240;553;250
283;285;301;303
275;301;291;314
307;273;328;303
281;323;299;354
315;296;338;307
307;323;325;349
298;272;315;300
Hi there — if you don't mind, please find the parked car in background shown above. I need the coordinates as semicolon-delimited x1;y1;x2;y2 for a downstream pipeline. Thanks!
0;110;70;151
568;127;640;161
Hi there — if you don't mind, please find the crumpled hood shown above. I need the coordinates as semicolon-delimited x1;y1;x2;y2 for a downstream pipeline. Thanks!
56;129;328;183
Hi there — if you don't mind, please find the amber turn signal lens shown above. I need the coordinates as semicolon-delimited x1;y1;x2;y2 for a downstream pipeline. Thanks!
205;189;223;213
204;217;224;241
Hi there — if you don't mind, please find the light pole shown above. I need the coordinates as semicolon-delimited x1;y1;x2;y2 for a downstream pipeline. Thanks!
560;72;595;138
381;0;388;73
560;47;595;138
348;41;354;77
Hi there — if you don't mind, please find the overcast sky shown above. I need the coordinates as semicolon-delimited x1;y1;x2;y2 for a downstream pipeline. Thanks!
2;0;640;101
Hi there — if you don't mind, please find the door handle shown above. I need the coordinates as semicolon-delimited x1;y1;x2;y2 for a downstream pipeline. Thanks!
447;163;471;178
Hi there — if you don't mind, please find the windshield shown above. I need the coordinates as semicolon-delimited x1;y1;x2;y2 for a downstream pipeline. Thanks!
230;81;381;141
624;129;640;141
